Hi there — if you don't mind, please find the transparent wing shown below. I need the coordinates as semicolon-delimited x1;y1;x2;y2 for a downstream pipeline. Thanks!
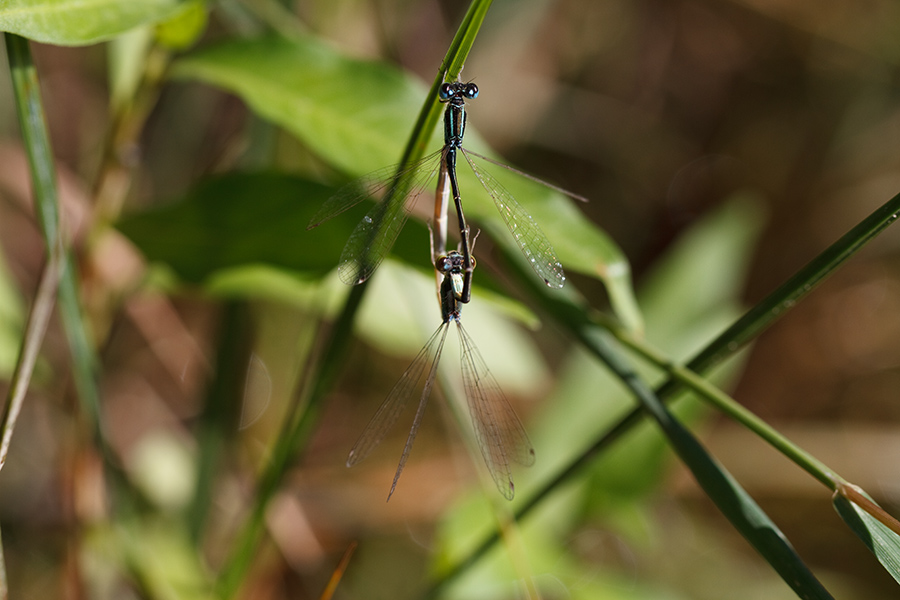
461;149;566;289
336;196;410;285
347;323;450;501
456;320;535;500
387;324;449;500
307;152;443;285
307;151;441;228
463;148;590;203
346;324;445;466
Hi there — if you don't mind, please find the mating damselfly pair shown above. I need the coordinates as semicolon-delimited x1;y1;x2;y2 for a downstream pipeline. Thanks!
310;79;585;500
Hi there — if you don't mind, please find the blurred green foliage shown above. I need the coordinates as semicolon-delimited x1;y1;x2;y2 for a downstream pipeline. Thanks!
1;0;900;599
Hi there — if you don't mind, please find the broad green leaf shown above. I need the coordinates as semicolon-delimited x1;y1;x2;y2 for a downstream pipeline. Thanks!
171;35;641;330
117;173;354;283
834;494;900;585
118;170;545;359
155;0;207;50
0;0;184;46
170;36;423;177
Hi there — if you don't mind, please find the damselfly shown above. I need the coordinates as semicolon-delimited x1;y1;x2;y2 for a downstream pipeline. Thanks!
346;251;535;500
307;80;586;288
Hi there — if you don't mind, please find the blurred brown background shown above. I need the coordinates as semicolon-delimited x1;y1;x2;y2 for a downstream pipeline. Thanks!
1;0;900;598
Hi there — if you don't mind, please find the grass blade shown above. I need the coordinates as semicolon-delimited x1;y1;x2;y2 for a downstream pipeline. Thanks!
425;188;900;597
215;5;497;594
589;329;833;599
5;28;111;493
834;485;900;585
0;255;61;470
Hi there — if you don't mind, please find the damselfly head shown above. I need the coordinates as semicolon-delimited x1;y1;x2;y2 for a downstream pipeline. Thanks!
436;250;466;274
439;81;479;103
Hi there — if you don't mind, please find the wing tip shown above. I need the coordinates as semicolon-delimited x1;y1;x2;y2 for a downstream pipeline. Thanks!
505;480;516;501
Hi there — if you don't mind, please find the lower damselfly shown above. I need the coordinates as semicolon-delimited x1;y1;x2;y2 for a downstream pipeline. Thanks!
346;251;535;501
307;80;586;289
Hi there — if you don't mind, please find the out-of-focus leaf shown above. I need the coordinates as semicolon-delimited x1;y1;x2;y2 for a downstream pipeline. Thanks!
155;0;207;50
533;194;764;500
126;432;195;512
84;518;214;600
431;194;781;598
639;192;767;356
834;494;900;585
121;520;215;600
171;36;640;330
108;27;154;110
118;172;543;340
0;0;183;46
117;172;354;283
171;36;424;177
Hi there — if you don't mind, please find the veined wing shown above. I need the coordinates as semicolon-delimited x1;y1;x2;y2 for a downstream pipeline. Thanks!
455;320;535;500
347;323;450;501
307;151;443;285
307;151;441;228
387;323;450;500
463;148;590;203
336;156;443;284
347;323;446;467
461;149;566;289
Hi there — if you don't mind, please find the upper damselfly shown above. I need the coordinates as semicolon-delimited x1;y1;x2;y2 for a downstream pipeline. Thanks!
346;250;535;501
307;80;586;288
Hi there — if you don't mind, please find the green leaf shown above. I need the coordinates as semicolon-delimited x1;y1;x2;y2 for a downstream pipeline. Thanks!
834;494;900;585
171;36;424;177
531;195;762;500
118;169;544;344
0;0;184;46
108;27;154;110
155;0;207;51
640;191;766;354
171;35;641;330
117;172;353;283
121;520;216;600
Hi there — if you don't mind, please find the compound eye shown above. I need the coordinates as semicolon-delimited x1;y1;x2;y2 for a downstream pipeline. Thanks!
439;82;453;101
465;83;479;99
436;256;449;272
